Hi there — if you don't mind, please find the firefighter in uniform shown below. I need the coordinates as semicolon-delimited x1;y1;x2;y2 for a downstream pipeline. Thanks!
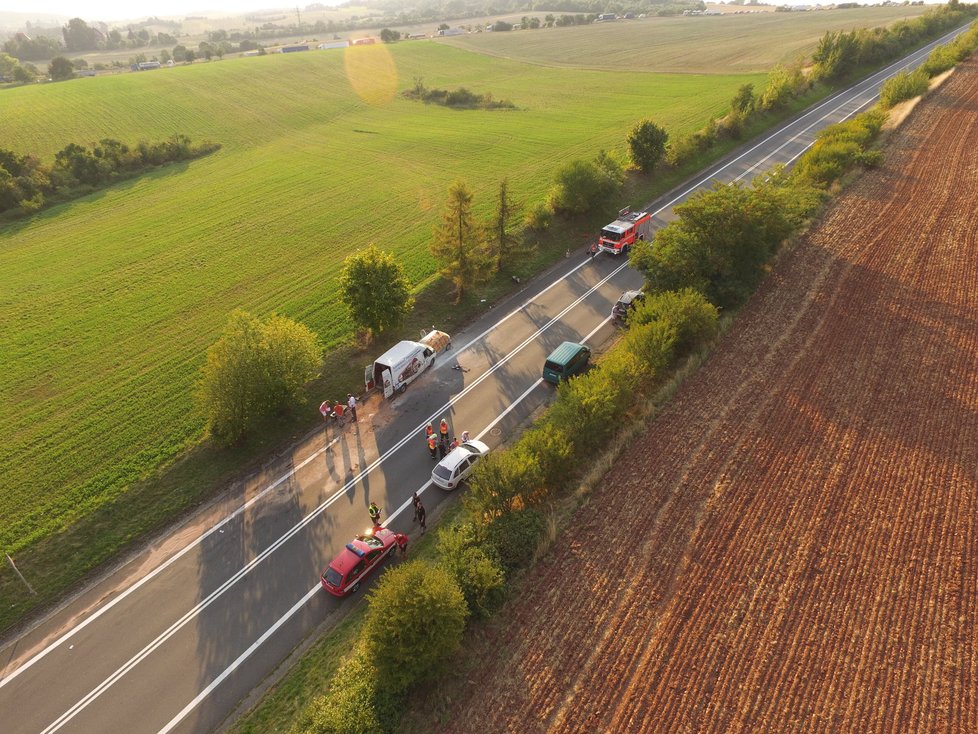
427;433;438;460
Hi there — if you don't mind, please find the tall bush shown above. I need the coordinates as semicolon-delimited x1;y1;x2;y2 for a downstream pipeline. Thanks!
303;648;397;734
437;523;505;618
484;508;546;573
630;289;719;355
631;182;799;309
549;151;624;215
878;68;930;109
198;310;321;443
362;560;468;692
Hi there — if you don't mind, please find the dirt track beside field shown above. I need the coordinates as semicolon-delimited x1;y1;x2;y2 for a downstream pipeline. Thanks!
414;58;978;733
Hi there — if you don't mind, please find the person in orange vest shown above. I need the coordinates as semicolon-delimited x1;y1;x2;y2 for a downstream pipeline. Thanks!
450;436;459;450
427;433;437;460
425;423;434;438
439;418;449;441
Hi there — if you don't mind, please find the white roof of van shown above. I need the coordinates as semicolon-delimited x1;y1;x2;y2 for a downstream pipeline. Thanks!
376;340;421;367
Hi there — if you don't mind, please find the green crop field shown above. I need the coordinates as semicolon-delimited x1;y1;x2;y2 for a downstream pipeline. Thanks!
440;6;930;73
0;5;926;586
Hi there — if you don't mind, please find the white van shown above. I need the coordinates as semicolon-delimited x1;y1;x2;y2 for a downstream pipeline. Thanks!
364;330;451;399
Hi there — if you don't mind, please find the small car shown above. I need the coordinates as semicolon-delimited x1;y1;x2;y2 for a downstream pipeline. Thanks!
611;290;645;321
431;440;490;490
320;526;407;597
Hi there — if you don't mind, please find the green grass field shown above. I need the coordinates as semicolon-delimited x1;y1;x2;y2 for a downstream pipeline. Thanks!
441;6;929;72
0;42;759;563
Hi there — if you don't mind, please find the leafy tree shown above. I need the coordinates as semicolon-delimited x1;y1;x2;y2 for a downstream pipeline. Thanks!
629;288;719;355
437;522;504;618
518;422;575;490
338;245;414;338
159;49;171;64
13;62;38;83
487;178;523;271
628;120;669;173
730;83;755;116
438;22;450;30
198;310;321;444
547;349;642;450
430;180;493;303
549;153;623;215
362;560;468;692
379;28;401;43
465;447;543;520
171;44;187;61
62;18;100;52
48;56;75;81
2;34;60;61
623;319;678;376
631;181;815;309
484;508;546;573
305;646;397;734
759;63;808;111
184;49;196;63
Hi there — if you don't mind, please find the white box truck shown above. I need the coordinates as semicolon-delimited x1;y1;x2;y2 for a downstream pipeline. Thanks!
364;330;451;399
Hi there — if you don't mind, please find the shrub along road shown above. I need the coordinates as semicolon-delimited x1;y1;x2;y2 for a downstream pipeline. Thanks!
0;25;968;734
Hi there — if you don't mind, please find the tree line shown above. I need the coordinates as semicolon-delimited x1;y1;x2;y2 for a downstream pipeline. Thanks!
0;135;220;217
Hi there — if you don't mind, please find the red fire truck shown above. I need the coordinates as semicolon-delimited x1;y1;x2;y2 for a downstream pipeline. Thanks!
597;208;652;255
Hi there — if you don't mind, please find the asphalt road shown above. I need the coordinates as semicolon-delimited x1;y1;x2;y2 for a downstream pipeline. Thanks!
0;26;968;734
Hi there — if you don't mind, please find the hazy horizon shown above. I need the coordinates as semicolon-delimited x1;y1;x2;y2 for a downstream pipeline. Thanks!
0;0;956;29
3;1;344;25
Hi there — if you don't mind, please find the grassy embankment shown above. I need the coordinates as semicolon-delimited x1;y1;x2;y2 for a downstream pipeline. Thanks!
0;7;924;633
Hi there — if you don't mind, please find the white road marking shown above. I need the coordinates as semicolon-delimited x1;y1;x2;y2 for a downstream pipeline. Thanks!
156;584;321;734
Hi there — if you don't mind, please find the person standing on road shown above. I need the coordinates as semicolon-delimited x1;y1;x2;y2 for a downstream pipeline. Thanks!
347;393;358;423
438;435;448;459
425;423;434;438
427;433;438;460
412;492;426;533
589;242;597;260
319;400;332;425
439;418;450;441
332;400;345;426
461;430;470;443
450;436;459;450
368;502;381;526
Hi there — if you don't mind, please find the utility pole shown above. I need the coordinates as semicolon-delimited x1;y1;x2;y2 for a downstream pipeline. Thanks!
296;6;301;26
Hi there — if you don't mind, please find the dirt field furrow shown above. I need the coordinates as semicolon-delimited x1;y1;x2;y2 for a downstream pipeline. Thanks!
416;57;978;734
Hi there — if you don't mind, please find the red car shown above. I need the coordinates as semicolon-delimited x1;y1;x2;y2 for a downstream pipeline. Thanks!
321;526;407;597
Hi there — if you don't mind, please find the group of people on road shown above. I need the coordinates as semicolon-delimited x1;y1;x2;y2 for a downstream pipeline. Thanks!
320;394;359;432
424;418;469;460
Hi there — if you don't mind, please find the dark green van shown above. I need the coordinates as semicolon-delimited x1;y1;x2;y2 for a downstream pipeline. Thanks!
542;341;591;385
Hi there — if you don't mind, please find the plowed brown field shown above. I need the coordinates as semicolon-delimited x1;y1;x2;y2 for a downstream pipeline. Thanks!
413;59;978;734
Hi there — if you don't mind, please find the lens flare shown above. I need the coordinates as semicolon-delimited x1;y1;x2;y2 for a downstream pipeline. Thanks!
344;43;398;107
